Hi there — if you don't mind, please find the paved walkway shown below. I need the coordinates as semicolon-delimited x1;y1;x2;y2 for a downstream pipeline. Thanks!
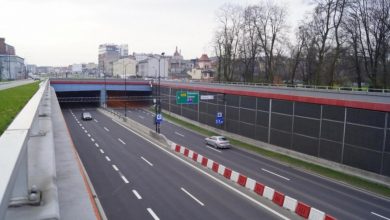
0;79;35;91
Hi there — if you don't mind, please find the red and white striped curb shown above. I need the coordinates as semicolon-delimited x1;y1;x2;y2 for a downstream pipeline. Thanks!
171;143;336;220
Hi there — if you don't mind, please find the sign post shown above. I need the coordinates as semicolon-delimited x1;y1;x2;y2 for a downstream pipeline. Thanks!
215;112;224;125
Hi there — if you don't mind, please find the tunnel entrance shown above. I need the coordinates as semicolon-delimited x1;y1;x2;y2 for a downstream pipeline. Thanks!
56;90;152;109
57;91;100;108
107;91;152;108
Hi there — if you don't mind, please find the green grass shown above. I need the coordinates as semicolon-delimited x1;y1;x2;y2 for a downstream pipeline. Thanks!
0;82;39;135
162;111;390;197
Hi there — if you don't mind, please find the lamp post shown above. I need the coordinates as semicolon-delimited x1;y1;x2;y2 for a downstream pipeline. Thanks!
155;52;164;133
124;62;131;119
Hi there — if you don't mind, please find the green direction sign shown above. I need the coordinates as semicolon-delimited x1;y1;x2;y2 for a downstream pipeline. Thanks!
176;91;199;104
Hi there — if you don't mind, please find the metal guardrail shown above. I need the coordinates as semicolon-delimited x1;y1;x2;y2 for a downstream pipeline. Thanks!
185;80;390;95
0;80;48;219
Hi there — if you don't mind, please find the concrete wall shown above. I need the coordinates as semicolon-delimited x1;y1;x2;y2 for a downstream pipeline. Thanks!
160;86;390;177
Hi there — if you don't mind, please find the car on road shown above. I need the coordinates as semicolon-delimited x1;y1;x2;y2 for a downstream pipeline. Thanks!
205;136;230;149
81;112;92;121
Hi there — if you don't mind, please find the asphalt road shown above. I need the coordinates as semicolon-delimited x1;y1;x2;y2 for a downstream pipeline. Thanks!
119;107;390;220
62;107;289;220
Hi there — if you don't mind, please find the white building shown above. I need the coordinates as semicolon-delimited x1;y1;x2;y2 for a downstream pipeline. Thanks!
137;55;168;78
119;44;128;57
71;64;83;73
113;57;137;78
0;55;25;80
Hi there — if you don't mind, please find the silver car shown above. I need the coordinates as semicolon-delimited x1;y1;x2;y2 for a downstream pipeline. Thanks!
81;112;92;121
205;136;230;149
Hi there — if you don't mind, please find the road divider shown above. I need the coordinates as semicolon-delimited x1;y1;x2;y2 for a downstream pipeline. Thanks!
172;143;336;220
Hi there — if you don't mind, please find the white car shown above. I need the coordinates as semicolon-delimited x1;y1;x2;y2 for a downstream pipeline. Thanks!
81;112;92;121
205;136;230;149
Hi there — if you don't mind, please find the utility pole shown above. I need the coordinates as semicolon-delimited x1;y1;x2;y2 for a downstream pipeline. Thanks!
155;52;165;133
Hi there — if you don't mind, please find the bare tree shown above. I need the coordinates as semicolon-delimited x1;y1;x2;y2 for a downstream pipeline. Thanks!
213;4;243;81
251;1;287;83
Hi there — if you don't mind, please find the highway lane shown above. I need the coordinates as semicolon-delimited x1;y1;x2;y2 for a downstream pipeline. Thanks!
63;107;289;220
121;107;390;220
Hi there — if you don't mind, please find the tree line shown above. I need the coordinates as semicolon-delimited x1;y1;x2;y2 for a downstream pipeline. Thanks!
213;0;390;88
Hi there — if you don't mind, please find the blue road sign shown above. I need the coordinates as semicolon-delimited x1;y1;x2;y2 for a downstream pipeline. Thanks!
216;112;224;125
156;114;163;124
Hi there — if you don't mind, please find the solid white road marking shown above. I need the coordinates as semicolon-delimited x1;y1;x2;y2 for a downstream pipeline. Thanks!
94;119;98;122
371;212;390;220
118;138;126;145
121;174;129;184
138;115;145;119
174;132;185;137
261;168;290;181
147;208;159;220
104;127;110;132
132;190;142;200
105;156;111;162
112;164;119;171
205;145;222;153
95;143;99;148
181;187;205;206
141;156;153;167
113;121;289;220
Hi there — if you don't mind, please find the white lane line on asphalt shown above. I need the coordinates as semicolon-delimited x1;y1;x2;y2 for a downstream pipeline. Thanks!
141;156;153;167
91;138;95;142
118;138;126;145
132;190;142;200
113;121;290;220
95;143;99;147
112;164;119;171
94;119;98;122
100;149;104;154
205;145;222;153
104;127;110;132
181;187;205;206
371;212;390;220
138;115;145;119
105;156;111;162
120;174;129;184
174;132;185;137
147;208;159;220
261;168;290;181
84;130;87;133
79;124;82;127
81;126;85;130
87;134;91;137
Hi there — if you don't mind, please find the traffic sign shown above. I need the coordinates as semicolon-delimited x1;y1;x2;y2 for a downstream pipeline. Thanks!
156;114;163;124
216;112;224;125
176;91;199;104
200;95;214;100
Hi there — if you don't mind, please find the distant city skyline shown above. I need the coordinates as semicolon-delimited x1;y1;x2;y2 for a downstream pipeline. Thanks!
0;0;313;66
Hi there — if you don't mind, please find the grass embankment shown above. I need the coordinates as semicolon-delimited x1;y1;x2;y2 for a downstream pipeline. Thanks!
0;82;39;135
162;112;390;198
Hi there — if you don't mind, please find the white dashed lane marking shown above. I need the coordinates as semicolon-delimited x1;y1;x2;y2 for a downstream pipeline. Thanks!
141;156;153;167
147;208;159;220
181;187;204;206
371;212;390;220
94;119;98;122
104;127;110;132
132;190;142;200
100;149;104;154
174;132;185;137
118;138;126;145
95;143;99;148
112;165;119;171
261;168;290;181
105;156;111;162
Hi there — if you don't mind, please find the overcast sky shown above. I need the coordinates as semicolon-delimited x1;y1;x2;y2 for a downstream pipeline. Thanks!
0;0;314;66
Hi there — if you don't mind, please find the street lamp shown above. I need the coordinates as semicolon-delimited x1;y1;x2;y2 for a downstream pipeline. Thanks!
155;52;164;133
123;61;131;120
